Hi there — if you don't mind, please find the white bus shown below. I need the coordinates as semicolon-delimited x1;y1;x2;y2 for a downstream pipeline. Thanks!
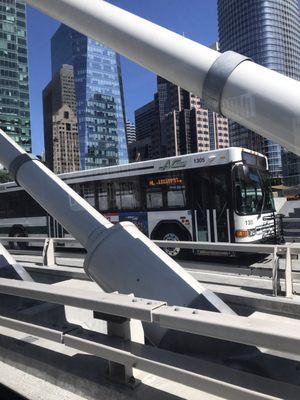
0;147;276;256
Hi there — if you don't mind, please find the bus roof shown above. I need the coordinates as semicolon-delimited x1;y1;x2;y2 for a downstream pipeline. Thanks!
0;147;266;190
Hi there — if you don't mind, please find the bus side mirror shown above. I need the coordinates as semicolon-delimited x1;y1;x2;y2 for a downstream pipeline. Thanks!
233;164;249;181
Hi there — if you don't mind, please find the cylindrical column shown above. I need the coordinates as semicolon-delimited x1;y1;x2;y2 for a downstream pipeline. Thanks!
0;130;112;248
26;0;300;156
26;0;219;96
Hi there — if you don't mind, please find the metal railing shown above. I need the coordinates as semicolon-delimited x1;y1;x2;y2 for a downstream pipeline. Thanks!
282;217;300;243
0;277;299;399
156;240;299;298
1;236;299;298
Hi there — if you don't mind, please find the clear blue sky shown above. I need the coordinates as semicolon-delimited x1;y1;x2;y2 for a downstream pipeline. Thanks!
27;0;219;155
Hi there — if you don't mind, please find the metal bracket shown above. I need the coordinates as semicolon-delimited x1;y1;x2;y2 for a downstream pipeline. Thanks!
94;308;144;388
285;245;294;298
272;246;280;296
8;153;39;185
202;51;251;115
42;238;55;266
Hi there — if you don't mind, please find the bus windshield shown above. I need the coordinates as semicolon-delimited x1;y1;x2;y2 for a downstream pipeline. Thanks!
234;164;274;215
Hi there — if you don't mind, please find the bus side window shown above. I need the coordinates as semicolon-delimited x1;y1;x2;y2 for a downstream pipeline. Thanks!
24;192;45;217
70;184;80;194
166;183;186;208
107;182;116;210
7;192;26;218
115;179;140;210
80;183;95;207
146;187;163;209
0;193;7;218
97;183;108;211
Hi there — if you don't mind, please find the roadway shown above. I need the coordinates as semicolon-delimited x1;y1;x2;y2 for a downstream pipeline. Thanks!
9;247;300;297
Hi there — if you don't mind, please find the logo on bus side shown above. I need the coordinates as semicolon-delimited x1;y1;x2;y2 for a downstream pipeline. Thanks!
159;159;187;171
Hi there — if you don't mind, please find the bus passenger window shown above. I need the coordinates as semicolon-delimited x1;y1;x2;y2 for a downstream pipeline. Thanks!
146;188;163;209
70;184;80;194
80;183;95;207
167;185;186;208
97;183;108;211
7;192;26;218
0;194;7;218
107;182;116;210
115;180;140;210
25;193;45;217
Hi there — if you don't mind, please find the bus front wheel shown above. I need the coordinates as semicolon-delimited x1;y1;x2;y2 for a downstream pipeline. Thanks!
155;225;190;259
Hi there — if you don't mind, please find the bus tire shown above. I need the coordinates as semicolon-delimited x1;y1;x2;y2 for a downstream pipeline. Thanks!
154;225;191;259
9;228;28;251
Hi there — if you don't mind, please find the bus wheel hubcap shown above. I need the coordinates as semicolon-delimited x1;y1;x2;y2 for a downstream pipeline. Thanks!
163;233;180;257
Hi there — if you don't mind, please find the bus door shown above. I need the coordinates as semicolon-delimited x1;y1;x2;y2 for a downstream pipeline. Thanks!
210;166;232;243
192;168;213;242
192;166;232;243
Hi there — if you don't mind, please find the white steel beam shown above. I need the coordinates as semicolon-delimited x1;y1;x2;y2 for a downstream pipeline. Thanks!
64;332;300;400
152;306;300;358
26;0;300;155
1;278;300;359
0;278;166;322
0;314;299;399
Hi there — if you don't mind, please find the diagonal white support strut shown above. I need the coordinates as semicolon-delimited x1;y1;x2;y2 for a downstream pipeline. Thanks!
0;130;234;345
26;0;300;155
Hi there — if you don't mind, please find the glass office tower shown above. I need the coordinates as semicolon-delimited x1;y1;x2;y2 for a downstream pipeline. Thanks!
218;0;300;179
51;25;128;169
0;0;31;152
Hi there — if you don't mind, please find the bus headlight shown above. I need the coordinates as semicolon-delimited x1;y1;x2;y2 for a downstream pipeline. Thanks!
235;229;256;238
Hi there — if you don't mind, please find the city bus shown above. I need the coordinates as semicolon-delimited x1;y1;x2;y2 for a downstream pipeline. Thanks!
0;147;276;257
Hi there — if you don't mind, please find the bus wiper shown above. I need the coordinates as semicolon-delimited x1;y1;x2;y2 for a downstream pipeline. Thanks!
259;191;266;217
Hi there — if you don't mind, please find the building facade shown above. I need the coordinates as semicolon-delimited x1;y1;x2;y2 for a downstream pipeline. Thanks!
43;64;80;174
131;76;229;162
218;0;300;179
51;24;128;169
158;77;229;157
0;0;31;152
130;99;158;162
125;120;136;144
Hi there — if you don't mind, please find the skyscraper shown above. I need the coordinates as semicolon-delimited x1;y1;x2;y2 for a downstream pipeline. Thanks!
218;0;300;179
129;99;160;162
125;120;136;144
157;76;229;157
51;24;128;169
131;76;229;162
0;0;31;152
43;64;80;174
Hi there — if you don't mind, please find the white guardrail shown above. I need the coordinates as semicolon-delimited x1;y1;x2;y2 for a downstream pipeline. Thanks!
0;277;299;399
0;237;298;298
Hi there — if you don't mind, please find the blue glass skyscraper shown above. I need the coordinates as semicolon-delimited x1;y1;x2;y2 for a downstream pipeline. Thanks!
218;0;300;179
51;25;128;169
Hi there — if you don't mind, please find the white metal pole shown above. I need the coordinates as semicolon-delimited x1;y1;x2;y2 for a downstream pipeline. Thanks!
26;0;300;156
0;131;113;248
